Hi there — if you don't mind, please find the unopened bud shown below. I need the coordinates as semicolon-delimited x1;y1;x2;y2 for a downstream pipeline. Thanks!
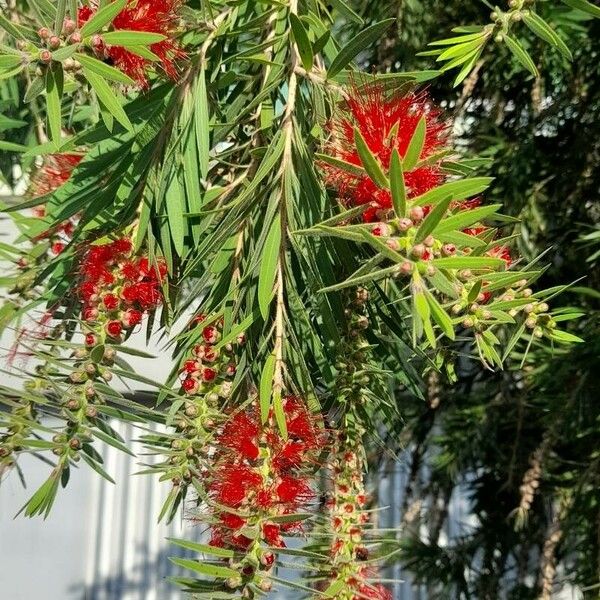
69;32;82;44
49;36;61;49
410;206;425;222
38;27;50;39
398;217;413;232
463;317;474;328
424;235;435;247
411;244;426;259
386;238;400;251
63;19;76;34
39;49;52;63
442;243;456;256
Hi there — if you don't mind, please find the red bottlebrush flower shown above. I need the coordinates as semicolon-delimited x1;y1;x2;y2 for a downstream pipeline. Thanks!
105;320;122;338
276;475;312;504
213;465;262;507
29;154;82;198
262;523;284;547
81;0;185;88
120;261;139;280
489;245;512;266
359;583;393;600
181;377;199;395
220;512;246;530
79;282;98;302
219;412;260;461
203;347;219;362
122;281;162;309
85;333;97;347
322;83;448;221
102;293;120;310
122;308;143;328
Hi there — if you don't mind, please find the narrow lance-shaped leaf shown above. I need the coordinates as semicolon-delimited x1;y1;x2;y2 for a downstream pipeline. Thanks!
80;0;128;37
389;148;407;217
289;14;314;72
327;18;395;77
503;35;539;78
258;214;282;319
82;67;133;131
403;116;427;171
414;195;452;243
260;354;276;424
354;127;389;188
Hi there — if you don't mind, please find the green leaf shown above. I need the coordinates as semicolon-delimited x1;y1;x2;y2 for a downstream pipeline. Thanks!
426;291;455;339
0;55;21;69
55;0;67;33
168;538;235;559
195;68;210;179
289;14;313;72
403;116;427;171
101;30;167;46
327;18;395;77
52;44;79;61
436;37;487;62
258;215;281;319
549;329;584;344
522;12;572;60
432;256;505;270
415;195;452;243
562;0;600;17
315;153;365;177
24;76;46;103
80;0;127;37
166;175;185;256
503;35;539;78
389;148;406;217
0;141;28;153
273;389;288;440
412;177;494;207
169;558;239;579
82;67;133;131
328;0;364;24
354;127;389;188
435;204;502;234
74;52;135;85
45;67;62;147
0;14;37;40
259;354;276;424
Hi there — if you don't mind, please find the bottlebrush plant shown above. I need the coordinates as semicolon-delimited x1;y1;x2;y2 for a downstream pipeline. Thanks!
0;0;591;597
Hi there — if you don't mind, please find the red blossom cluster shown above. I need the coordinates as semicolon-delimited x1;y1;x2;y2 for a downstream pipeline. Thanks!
179;315;240;397
322;83;448;222
209;397;325;560
29;154;83;256
322;84;513;293
79;238;166;340
79;0;185;88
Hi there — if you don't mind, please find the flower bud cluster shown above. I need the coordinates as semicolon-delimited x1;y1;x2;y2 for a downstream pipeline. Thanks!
207;397;325;593
335;288;375;403
317;431;391;600
11;155;82;298
158;315;243;498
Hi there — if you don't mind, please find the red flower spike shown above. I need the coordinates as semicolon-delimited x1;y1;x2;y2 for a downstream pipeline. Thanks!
80;0;185;88
322;83;448;221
